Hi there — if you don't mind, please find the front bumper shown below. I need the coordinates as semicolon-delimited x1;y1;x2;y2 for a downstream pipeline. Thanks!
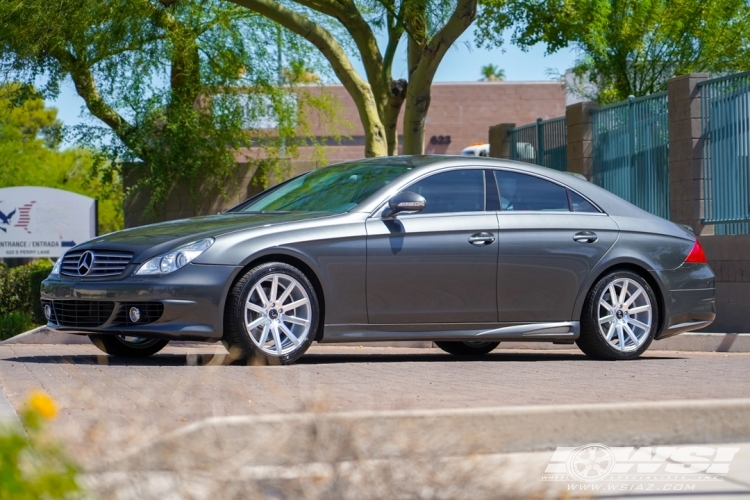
40;263;241;341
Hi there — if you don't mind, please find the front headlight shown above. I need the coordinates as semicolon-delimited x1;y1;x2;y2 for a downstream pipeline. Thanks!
135;238;214;275
50;256;63;276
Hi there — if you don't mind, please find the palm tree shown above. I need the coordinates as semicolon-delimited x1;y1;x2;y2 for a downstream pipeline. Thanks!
480;64;506;81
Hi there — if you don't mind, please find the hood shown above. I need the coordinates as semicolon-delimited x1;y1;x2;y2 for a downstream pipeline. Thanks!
73;212;332;262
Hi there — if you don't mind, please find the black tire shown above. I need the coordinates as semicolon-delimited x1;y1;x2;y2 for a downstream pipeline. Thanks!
223;262;320;365
435;341;499;356
577;270;658;361
89;334;168;358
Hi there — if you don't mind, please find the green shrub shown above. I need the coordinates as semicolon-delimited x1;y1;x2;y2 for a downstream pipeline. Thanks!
0;391;82;499
0;312;35;341
0;260;53;338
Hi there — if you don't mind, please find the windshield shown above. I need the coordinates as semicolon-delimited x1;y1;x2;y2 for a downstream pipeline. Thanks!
237;162;413;213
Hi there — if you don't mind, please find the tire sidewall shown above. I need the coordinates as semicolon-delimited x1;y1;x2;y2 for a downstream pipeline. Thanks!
89;334;168;357
435;341;500;356
227;262;319;365
581;271;658;360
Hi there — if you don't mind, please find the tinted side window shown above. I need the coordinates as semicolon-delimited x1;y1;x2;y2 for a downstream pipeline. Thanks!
569;191;600;213
407;170;485;214
494;171;569;212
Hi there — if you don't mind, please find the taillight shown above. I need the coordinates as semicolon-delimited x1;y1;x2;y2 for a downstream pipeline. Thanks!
684;240;707;264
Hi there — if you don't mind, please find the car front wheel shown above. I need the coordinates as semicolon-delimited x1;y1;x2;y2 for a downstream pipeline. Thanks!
223;262;320;365
577;270;658;360
89;334;168;357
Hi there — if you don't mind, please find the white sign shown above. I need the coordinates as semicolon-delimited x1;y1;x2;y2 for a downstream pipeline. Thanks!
0;187;96;259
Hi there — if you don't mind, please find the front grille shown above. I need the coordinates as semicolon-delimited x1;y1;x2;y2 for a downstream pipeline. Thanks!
112;302;164;326
47;300;115;327
61;250;134;278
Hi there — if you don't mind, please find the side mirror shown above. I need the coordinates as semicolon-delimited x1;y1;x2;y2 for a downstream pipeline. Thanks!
383;191;426;218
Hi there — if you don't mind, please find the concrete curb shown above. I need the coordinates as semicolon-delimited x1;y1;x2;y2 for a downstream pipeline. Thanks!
103;398;750;472
1;326;90;345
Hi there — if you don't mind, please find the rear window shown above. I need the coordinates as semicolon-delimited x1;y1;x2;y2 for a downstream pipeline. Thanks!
494;171;569;211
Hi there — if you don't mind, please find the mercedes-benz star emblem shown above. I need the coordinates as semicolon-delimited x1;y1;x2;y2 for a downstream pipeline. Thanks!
77;251;95;276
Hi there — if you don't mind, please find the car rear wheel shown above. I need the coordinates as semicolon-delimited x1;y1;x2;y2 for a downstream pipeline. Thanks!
223;262;320;365
435;341;499;356
577;270;658;360
89;334;168;357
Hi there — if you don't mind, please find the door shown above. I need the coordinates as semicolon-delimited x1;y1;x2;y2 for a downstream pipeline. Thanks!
492;170;619;322
366;169;498;324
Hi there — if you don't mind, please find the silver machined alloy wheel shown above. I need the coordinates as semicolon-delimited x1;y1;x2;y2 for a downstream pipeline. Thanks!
245;273;312;357
597;278;652;352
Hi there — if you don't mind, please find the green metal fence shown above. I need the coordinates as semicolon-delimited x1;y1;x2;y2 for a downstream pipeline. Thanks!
508;116;567;171
698;71;750;235
591;92;670;219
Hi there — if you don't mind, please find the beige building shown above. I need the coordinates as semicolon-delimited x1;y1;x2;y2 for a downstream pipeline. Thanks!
126;80;566;226
293;81;567;163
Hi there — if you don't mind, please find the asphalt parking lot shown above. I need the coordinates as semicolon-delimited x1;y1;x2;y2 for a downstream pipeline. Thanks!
2;343;750;428
2;343;750;498
2;343;750;417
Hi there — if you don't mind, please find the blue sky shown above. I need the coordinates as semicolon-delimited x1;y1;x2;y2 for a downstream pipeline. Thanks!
49;32;578;128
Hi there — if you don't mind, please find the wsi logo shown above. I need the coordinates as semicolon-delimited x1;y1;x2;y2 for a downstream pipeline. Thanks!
543;443;740;482
0;201;35;234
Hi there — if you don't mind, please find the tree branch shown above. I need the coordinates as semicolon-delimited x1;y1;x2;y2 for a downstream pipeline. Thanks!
228;0;387;156
293;0;389;112
49;48;140;153
415;0;478;84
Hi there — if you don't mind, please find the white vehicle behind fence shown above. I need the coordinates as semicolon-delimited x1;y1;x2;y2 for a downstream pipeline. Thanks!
460;143;489;157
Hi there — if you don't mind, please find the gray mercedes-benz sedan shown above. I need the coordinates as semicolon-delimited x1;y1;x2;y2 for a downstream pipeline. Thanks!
41;156;715;363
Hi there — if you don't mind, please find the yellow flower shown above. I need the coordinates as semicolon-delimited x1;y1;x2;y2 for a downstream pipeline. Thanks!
27;390;58;420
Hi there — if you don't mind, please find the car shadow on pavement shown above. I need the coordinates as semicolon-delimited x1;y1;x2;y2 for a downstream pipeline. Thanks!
0;351;684;366
297;352;684;364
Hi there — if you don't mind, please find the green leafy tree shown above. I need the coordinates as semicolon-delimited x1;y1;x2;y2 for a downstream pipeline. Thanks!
479;64;505;81
477;0;750;103
0;85;123;234
226;0;479;156
0;0;336;216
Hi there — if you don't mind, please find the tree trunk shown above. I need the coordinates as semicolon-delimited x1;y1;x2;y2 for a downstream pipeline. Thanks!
401;81;430;155
383;79;407;155
358;84;388;157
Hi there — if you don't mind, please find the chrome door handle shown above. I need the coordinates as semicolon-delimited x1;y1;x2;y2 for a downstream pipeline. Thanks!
573;231;598;243
469;232;496;245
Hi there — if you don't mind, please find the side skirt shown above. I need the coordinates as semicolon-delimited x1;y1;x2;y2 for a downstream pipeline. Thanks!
320;322;580;343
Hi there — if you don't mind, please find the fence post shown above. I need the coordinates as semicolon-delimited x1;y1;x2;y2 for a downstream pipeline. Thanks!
566;101;598;180
536;118;544;166
488;123;516;159
667;73;710;235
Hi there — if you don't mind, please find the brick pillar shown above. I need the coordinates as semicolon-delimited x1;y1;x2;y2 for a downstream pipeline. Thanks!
566;101;597;180
488;123;515;159
667;73;710;235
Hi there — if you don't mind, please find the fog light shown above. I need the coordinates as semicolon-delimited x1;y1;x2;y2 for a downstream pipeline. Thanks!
129;307;141;323
43;304;52;320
